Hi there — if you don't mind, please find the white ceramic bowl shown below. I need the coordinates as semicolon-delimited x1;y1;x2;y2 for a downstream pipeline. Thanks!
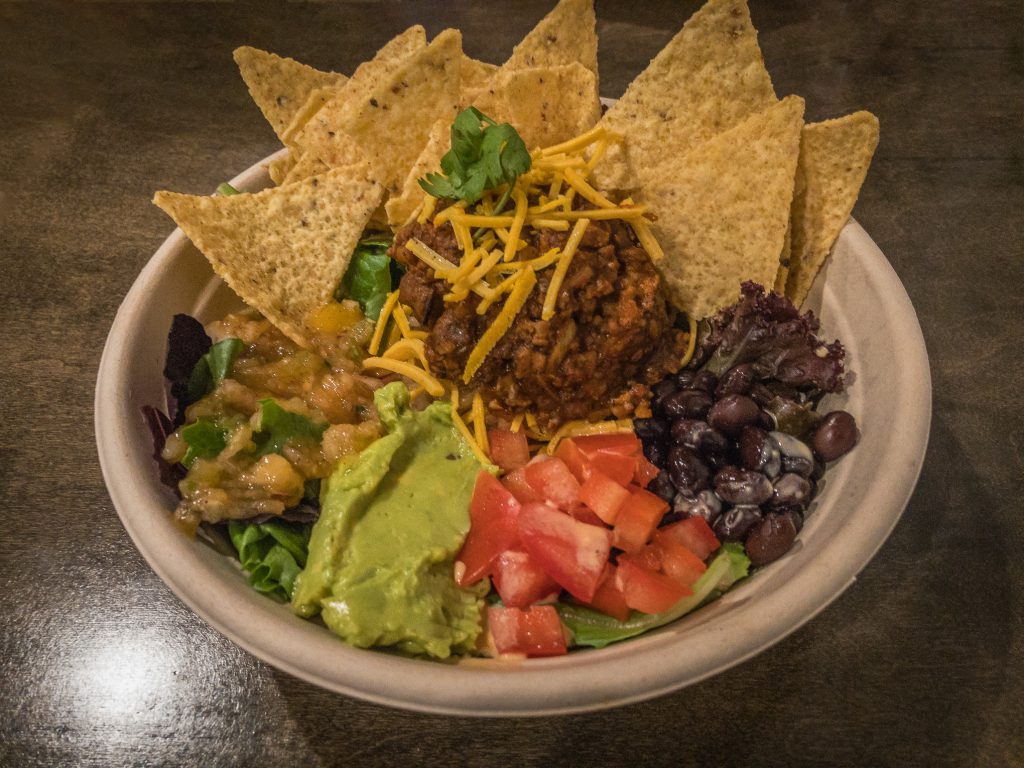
96;149;931;716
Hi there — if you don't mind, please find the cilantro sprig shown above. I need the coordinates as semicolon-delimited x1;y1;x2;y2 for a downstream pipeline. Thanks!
418;107;531;205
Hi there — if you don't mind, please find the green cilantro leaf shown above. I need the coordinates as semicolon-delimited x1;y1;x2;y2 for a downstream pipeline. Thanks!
253;398;327;457
418;106;531;205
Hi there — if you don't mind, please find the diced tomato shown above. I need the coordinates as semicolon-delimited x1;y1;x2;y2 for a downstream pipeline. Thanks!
632;456;660;489
573;432;642;458
611;488;669;553
587;565;631;621
652;532;708;587
659;516;721;561
588;450;638;487
568;502;605;527
517;502;611;602
554;438;591;483
502;466;542;504
524;457;581;510
616;559;692;614
578;469;631;524
488;428;531;472
488;605;568;657
628;544;664;573
456;472;521;586
491;550;560;608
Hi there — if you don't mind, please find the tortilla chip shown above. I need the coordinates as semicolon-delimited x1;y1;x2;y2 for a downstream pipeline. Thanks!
303;29;463;198
593;0;776;191
464;63;601;150
385;120;450;227
644;96;805;319
785;111;880;306
773;225;792;294
504;0;598;81
281;86;345;146
461;55;498;96
293;26;427;168
282;150;332;184
233;47;347;143
266;152;296;185
153;169;383;348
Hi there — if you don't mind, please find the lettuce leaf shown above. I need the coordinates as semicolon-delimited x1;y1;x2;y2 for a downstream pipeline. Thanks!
337;235;393;320
557;544;751;649
701;281;845;393
180;418;229;467
187;338;243;402
228;520;311;601
253;398;327;457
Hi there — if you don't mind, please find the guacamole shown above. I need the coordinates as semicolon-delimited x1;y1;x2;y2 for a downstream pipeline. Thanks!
291;382;490;658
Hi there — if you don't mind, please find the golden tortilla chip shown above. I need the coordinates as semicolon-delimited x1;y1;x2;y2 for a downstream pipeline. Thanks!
385;120;450;227
504;0;598;81
233;47;347;143
785;111;880;306
644;96;805;319
773;225;792;294
282;150;332;185
593;0;776;191
265;152;296;185
281;86;345;146
461;55;498;96
464;62;601;150
293;25;427;168
153;169;383;348
303;29;464;198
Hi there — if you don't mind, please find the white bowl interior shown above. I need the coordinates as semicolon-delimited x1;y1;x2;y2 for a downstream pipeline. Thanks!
96;150;931;716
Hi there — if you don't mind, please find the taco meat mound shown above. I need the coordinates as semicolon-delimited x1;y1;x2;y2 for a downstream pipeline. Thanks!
388;208;687;431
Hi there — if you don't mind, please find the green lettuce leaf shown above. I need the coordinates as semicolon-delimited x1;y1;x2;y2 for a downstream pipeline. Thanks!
228;520;311;601
253;398;327;457
337;235;393;320
187;338;243;402
180;418;229;467
557;543;751;649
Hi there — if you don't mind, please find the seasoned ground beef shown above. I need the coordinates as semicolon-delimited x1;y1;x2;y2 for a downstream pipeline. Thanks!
389;212;687;430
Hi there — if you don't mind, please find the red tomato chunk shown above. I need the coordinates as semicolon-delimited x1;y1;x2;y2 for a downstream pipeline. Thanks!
587;564;631;621
611;488;669;553
616;559;692;614
456;471;521;586
517;502;610;602
488;605;568;657
524;457;580;510
578;469;631;524
658;516;720;561
492;549;560;608
488;428;531;472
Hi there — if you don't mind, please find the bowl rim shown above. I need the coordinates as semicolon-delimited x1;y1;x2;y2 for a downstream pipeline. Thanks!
96;149;932;717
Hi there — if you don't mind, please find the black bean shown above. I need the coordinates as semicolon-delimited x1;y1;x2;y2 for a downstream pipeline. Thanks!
707;394;760;436
662;389;713;420
716;363;755;397
771;473;811;507
643;440;666;466
738;426;782;477
782;455;814;478
713;505;763;542
670;419;730;457
714;465;774;505
813;410;859;461
690;371;718;393
633;417;667;445
647;471;677;503
748;382;775;407
745;513;798;566
772;504;805;533
652;379;677;400
672;489;723;524
666;445;711;495
673;370;697;390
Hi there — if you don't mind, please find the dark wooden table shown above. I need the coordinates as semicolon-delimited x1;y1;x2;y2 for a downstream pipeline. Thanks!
2;2;1021;766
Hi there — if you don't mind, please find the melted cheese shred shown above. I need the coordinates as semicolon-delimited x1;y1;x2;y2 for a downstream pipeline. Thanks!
545;419;635;455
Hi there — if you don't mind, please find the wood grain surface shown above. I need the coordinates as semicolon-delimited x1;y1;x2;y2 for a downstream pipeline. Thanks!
1;2;1022;766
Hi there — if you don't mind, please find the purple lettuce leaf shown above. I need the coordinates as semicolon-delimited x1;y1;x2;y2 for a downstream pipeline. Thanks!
700;282;846;393
164;314;212;425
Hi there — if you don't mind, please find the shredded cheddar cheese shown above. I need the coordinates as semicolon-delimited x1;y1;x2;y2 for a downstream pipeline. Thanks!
680;313;699;368
463;266;537;383
362;357;444;397
368;290;400;355
545;418;635;455
541;218;590;321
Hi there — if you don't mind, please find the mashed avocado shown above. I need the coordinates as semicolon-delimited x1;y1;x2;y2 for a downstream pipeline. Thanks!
291;382;489;658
